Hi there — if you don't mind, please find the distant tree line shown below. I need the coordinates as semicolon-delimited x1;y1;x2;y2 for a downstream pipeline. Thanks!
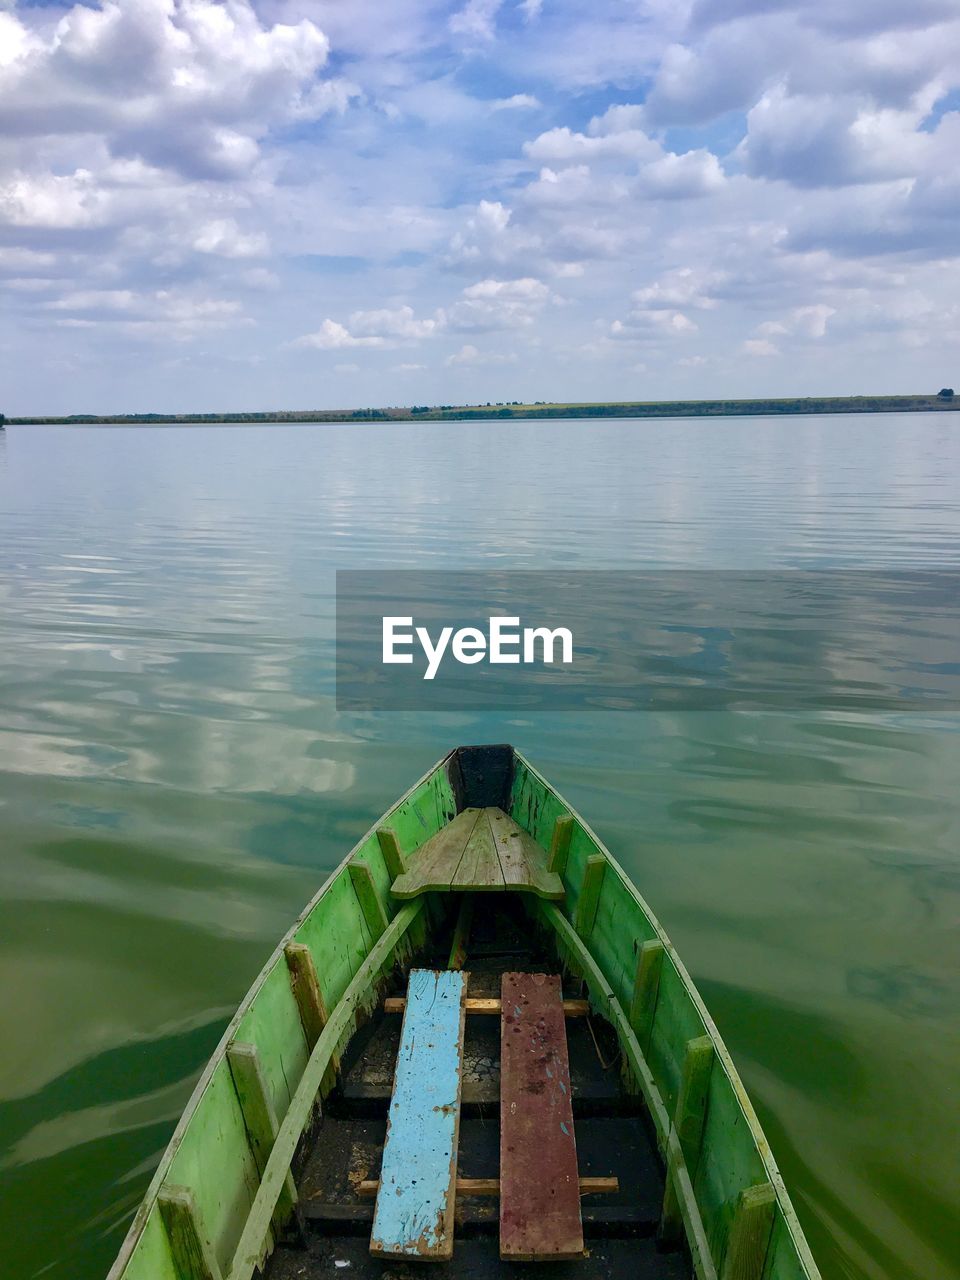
6;389;959;426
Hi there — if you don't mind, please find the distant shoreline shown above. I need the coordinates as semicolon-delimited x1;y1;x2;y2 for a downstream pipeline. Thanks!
6;393;958;425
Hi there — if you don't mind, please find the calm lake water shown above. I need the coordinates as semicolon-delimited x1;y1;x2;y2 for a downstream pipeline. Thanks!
0;416;958;1280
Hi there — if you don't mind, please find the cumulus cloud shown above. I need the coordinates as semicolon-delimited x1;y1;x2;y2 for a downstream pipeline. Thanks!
524;124;658;164
193;219;269;259
294;320;385;350
293;276;558;355
757;304;836;339
0;0;347;181
448;277;558;330
611;312;699;339
47;286;247;339
742;338;780;356
449;0;504;42
491;94;541;111
633;268;725;311
0;169;114;230
738;85;931;186
640;149;725;198
445;343;518;366
349;305;442;340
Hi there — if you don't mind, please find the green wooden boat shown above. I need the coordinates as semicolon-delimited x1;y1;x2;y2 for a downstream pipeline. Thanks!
106;745;821;1280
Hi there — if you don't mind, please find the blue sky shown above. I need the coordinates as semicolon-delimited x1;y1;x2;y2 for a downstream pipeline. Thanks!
1;0;959;414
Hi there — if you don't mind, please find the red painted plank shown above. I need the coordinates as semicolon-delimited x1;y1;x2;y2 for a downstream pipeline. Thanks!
499;972;584;1260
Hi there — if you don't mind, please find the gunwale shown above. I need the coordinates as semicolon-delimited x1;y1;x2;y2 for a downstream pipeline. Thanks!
512;749;822;1280
106;745;822;1280
105;751;454;1280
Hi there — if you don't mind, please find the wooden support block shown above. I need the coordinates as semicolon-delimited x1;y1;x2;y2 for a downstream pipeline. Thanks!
226;1042;299;1230
659;1160;682;1244
285;940;337;1090
657;1129;697;1250
674;1034;715;1170
659;1034;715;1244
548;814;574;876
383;996;591;1016
158;1186;223;1280
629;939;664;1051
359;1177;618;1198
500;972;584;1261
376;826;405;881
574;854;606;939
348;861;389;942
283;942;328;1051
721;1182;776;1280
448;894;474;970
371;969;467;1260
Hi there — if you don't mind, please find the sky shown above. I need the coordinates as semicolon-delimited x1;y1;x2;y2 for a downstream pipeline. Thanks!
1;0;959;414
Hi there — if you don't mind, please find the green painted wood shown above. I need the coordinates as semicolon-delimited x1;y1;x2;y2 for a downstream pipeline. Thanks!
386;765;459;862
349;861;389;942
675;1035;715;1170
722;1183;777;1280
645;956;711;1119
514;752;818;1280
509;764;569;867
660;1152;683;1244
376;826;405;880
659;1130;719;1280
629;939;664;1051
226;1042;299;1232
533;902;670;1136
534;901;710;1279
447;894;473;970
118;1209;181;1280
294;870;373;1016
164;1058;263;1275
283;943;327;1051
158;1187;223;1280
451;808;503;889
227;900;426;1280
548;813;574;875
353;832;400;926
660;1035;715;1248
107;754;453;1280
693;1059;768;1263
110;746;821;1280
762;1213;809;1280
232;957;308;1129
574;853;606;937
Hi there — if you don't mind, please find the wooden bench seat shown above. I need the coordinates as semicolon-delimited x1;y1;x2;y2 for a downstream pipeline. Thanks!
389;807;564;900
370;969;467;1261
499;972;585;1260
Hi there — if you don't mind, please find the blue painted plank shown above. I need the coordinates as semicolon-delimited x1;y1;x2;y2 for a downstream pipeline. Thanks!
371;969;467;1260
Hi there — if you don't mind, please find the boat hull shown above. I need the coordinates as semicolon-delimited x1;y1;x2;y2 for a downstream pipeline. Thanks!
106;745;820;1280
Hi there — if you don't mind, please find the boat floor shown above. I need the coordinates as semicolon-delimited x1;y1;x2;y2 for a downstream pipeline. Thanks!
265;897;690;1280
